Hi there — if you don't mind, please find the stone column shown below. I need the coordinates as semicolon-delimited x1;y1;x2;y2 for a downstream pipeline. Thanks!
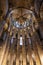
32;33;41;65
27;40;34;65
16;39;20;65
0;38;8;65
2;47;9;65
22;41;26;65
35;33;43;65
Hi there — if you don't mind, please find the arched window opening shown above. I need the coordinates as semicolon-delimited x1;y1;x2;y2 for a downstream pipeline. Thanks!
20;36;23;46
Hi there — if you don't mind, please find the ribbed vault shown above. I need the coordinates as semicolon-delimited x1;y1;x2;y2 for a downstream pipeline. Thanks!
0;0;43;65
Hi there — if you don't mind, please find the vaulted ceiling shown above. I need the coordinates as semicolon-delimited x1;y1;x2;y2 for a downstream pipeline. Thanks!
0;1;43;63
0;0;43;19
0;0;43;41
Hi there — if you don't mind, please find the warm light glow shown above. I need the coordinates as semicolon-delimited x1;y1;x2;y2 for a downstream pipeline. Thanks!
4;23;8;30
10;31;12;36
20;36;23;45
41;55;43;65
32;53;35;60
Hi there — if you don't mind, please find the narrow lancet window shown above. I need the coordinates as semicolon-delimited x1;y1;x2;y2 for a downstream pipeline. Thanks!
20;36;23;45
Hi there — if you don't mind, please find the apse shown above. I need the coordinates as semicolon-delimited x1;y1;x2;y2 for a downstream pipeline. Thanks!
0;0;43;65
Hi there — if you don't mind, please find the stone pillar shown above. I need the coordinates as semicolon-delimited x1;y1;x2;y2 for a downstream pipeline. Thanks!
16;39;20;65
22;41;26;65
2;47;9;65
27;41;34;65
37;44;43;65
0;39;8;65
32;33;41;65
35;33;43;65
